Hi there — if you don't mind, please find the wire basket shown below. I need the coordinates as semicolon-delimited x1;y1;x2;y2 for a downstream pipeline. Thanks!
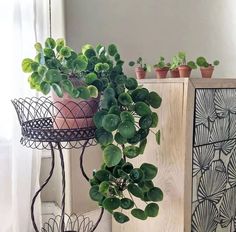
41;213;95;232
11;96;99;150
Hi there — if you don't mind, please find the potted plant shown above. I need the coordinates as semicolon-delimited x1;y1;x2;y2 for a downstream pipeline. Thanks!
170;56;181;78
129;57;151;79
21;38;114;129
196;57;220;78
176;52;197;78
90;46;163;223
22;40;164;223
153;56;170;79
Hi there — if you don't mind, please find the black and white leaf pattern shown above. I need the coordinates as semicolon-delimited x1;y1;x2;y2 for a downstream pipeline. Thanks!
193;145;215;176
230;113;236;138
228;148;236;187
194;124;210;146
214;89;236;118
192;200;219;232
198;161;227;204
210;117;235;155
220;187;236;228
195;89;217;128
210;160;226;173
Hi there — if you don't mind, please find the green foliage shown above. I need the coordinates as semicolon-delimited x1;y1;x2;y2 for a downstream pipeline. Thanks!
153;56;170;69
22;41;163;223
171;51;197;69
196;56;220;67
129;57;151;72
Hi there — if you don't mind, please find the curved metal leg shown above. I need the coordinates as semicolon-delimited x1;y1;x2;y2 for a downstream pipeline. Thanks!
31;142;55;232
79;140;104;232
57;143;66;232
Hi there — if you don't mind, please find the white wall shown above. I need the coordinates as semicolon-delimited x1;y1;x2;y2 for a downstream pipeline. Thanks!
65;0;236;78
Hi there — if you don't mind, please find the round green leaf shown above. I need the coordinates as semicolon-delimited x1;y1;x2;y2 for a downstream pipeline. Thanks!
127;184;143;198
148;92;162;109
77;86;90;99
45;37;56;49
104;87;116;98
145;203;159;217
99;181;110;194
59;46;71;58
138;180;154;192
95;128;113;146
113;212;130;224
108;106;121;116
139;115;153;129
38;65;47;77
84;48;96;59
103;197;120;211
40;81;51;95
127;132;142;145
129;61;135;67
60;79;73;93
147;187;163;202
44;48;55;58
103;144;122;167
131;88;149;102
121;162;133;173
135;102;152;116
101;96;117;109
137;128;149;140
56;38;65;47
124;145;140;159
131;208;147;220
120;111;135;123
102;114;120;132
73;55;88;71
95;170;110;182
118;93;133;106
118;121;136;139
52;83;63;97
22;58;34;73
151;112;158;128
108;44;117;56
31;62;39;72
87;85;98;98
85;72;98;84
114;132;127;144
125;78;138;90
45;69;62;83
34;42;42;52
89;185;104;202
130;168;144;183
120;198;134;210
93;110;107;128
140;163;158;180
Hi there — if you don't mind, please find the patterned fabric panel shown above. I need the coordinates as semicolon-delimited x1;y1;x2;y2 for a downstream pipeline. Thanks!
192;89;236;232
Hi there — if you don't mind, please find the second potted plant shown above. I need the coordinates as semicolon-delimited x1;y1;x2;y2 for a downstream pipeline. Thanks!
129;57;151;79
196;56;220;78
175;52;197;78
153;57;170;79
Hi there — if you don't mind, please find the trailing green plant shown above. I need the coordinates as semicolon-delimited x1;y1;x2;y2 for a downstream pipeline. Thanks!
129;57;151;72
171;51;197;70
153;56;170;69
22;39;163;223
196;57;220;68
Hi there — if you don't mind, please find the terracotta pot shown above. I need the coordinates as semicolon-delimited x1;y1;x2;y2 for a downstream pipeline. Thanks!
200;66;214;78
178;65;192;78
52;92;100;129
154;67;169;79
51;78;100;129
170;68;180;78
135;67;146;79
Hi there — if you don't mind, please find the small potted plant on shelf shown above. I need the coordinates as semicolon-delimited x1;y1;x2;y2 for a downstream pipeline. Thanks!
129;57;151;79
196;56;220;78
153;56;170;78
170;56;181;78
175;51;197;78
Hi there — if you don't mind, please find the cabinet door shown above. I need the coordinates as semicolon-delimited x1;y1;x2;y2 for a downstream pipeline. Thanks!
192;88;236;232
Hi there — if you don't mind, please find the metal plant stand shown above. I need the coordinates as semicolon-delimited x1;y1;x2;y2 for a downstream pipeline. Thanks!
12;96;104;232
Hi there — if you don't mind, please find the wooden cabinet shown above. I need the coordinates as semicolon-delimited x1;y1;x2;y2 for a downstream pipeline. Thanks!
112;78;236;232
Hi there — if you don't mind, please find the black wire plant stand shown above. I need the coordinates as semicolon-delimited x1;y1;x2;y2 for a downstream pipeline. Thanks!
12;96;104;232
